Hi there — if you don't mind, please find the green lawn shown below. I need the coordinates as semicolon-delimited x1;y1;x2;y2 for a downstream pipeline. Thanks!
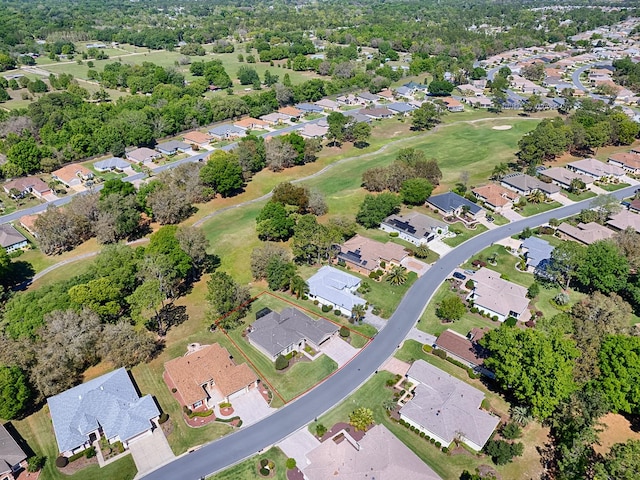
211;447;289;480
598;182;630;192
463;244;534;288
417;282;498;337
489;213;510;225
562;189;596;202
519;201;563;217
533;285;585;320
12;406;137;480
443;222;489;247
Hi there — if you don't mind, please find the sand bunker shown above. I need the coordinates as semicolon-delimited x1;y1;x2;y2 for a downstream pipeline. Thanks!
492;125;513;130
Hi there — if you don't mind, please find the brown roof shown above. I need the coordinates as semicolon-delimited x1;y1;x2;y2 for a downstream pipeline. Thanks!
443;97;463;107
164;344;257;406
472;184;519;208
278;106;303;117
339;234;407;272
557;222;615;245
234;117;268;129
3;176;50;194
183;131;212;144
378;88;394;98
609;152;640;170
52;164;92;184
19;214;40;233
435;329;488;367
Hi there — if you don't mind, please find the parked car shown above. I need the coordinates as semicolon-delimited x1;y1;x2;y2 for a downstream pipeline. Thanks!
453;272;466;281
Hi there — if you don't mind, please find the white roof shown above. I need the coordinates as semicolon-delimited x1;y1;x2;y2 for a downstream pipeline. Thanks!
307;266;365;311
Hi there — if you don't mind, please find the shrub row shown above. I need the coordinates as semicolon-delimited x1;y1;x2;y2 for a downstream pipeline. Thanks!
398;419;444;450
444;356;480;379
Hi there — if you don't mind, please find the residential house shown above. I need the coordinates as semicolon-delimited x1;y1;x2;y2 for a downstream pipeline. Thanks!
629;199;640;214
233;117;269;130
520;236;554;272
0;424;27;480
467;267;531;322
402;81;428;93
380;212;448;245
538;167;594;190
156;140;190;156
356;92;380;104
556;222;615;245
472;184;520;212
394;86;413;98
307;266;366;316
387;102;415;115
337;234;407;275
302;424;442;480
208;124;246;141
19;214;39;238
182;131;212;147
299;123;328;139
259;112;289;126
360;107;394;119
441;97;464;112
294;103;323;114
336;94;358;105
2;177;51;199
164;344;257;411
343;110;372;123
126;147;162;165
427;192;486;220
463;96;492;108
47;368;160;457
314;99;340;111
434;328;492;376
0;224;27;253
93;157;130;173
500;173;561;196
567;157;624;180
247;307;339;361
510;75;549;95
278;106;303;120
606;210;640;233
399;360;500;451
456;84;484;97
608;152;640;174
377;88;395;100
51;164;93;188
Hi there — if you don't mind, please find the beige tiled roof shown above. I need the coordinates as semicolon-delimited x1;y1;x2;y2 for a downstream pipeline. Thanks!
164;344;257;406
471;267;529;319
340;234;407;271
183;131;212;144
52;164;92;184
472;184;519;208
557;222;615;245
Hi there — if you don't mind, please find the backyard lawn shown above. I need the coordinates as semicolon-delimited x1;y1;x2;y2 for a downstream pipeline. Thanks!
462;244;535;288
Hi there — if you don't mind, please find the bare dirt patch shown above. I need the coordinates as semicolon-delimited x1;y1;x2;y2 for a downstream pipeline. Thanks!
594;413;640;455
492;125;513;131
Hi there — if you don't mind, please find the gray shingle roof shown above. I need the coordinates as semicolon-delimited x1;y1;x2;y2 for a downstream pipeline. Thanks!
0;424;26;474
400;360;499;448
0;224;27;249
47;368;159;453
427;192;484;215
156;140;190;153
295;103;323;113
208;125;246;136
387;102;415;113
307;266;366;312
382;212;446;240
521;236;554;268
93;157;130;171
248;308;338;357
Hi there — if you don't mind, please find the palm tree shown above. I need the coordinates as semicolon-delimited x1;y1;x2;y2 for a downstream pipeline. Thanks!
510;405;533;427
383;398;397;411
385;265;408;286
351;304;366;323
289;275;308;299
413;245;431;259
526;190;546;204
491;162;510;180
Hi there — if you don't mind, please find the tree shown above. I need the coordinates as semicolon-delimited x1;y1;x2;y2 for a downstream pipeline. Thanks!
200;150;244;197
349;407;374;431
326;112;348;146
272;182;309;212
413;245;431;259
147;184;193;224
598;335;640;414
521;63;545;82
356;193;401;229
411;102;442;131
428;79;454;96
571;292;631;382
256;202;295;241
68;277;122;320
0;365;31;419
481;327;579;420
237;65;260;85
100;178;136;199
526;190;546;204
127;280;165;331
176;226;211;278
98;321;157;368
522;94;542;114
509;405;533;427
34;206;90;255
266;257;297;291
206;271;251;330
549;241;586;289
275;354;289;370
265;137;299;171
484;439;524;465
97;193;141;243
385;265;409;286
593;440;640;480
235;135;266;174
590;194;622;223
491;162;510;180
527;281;540;299
613;227;640;271
351;304;366;323
250;243;290;280
348;121;372;148
400;178;434;205
436;295;466;321
576;240;628;294
289;275;309;299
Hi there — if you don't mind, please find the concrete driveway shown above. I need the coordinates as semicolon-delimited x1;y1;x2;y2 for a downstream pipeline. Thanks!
427;239;453;257
129;428;174;478
233;388;275;427
319;336;358;367
500;207;524;222
277;428;320;468
401;257;430;276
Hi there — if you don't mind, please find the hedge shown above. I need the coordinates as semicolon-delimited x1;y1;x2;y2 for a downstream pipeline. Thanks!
158;412;169;424
275;354;289;370
433;349;447;359
339;326;350;338
188;409;213;419
422;344;433;353
321;304;332;313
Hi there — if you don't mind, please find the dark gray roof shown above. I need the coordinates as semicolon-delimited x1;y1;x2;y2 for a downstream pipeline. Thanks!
156;140;190;153
382;212;446;239
0;224;27;249
0;424;26;474
501;174;560;195
47;368;159;453
295;103;323;113
357;92;379;101
343;111;372;123
247;307;338;357
427;192;483;215
387;102;415;113
208;124;246;136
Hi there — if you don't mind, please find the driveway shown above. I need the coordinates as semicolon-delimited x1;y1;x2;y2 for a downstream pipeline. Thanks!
277;428;320;468
232;388;275;427
427;239;453;257
129;428;174;478
551;192;574;206
319;336;358;367
500;207;524;222
363;311;386;331
405;327;437;347
401;256;430;276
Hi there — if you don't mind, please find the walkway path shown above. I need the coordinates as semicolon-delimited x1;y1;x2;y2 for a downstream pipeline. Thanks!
141;184;638;480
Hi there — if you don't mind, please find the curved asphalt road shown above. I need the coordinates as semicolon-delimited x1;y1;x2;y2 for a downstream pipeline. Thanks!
143;185;637;480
